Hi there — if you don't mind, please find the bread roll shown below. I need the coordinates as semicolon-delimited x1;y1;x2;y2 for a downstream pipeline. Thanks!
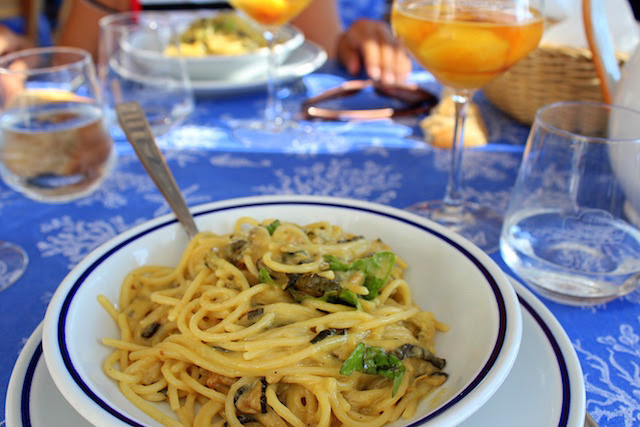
420;90;488;149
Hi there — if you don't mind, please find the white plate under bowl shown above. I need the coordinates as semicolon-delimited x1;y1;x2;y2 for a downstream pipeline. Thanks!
41;195;522;427
7;277;585;426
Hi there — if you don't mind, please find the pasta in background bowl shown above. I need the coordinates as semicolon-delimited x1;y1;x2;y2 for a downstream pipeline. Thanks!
42;195;522;427
121;11;305;82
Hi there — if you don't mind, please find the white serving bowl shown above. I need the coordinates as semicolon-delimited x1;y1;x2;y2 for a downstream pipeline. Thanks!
122;11;304;81
42;195;522;427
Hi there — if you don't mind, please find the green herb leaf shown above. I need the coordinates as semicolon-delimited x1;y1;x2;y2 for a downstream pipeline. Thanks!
323;252;395;300
265;219;281;235
326;288;362;311
339;342;366;376
258;267;275;284
323;255;351;271
339;342;406;396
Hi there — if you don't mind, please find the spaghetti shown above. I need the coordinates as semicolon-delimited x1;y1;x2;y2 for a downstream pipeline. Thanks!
163;12;266;57
100;217;448;427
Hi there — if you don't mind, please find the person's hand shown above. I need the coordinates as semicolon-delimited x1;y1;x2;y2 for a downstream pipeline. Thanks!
337;18;412;85
0;25;34;56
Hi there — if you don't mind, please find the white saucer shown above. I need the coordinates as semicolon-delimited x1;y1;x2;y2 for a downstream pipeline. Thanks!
458;276;586;426
5;276;585;427
190;40;327;96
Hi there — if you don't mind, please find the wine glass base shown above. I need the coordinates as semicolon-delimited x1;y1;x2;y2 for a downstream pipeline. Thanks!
406;200;502;253
518;279;625;307
231;118;316;149
238;117;299;132
0;241;28;292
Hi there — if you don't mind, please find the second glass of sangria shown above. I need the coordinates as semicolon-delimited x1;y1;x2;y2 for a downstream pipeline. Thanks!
228;0;312;133
392;0;543;252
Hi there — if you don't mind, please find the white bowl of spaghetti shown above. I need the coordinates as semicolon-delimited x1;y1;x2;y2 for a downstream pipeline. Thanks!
42;195;522;427
121;10;305;82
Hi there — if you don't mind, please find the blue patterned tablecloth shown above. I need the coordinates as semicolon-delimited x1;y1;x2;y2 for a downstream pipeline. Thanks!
0;57;639;427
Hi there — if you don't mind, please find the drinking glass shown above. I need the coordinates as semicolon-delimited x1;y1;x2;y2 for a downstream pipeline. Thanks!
501;101;640;305
98;11;194;138
391;0;544;252
0;47;116;203
228;0;312;132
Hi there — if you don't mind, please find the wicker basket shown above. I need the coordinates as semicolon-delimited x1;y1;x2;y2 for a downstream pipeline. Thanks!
483;43;628;125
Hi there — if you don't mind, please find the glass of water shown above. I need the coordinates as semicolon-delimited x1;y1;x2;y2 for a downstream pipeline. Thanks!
501;101;640;305
0;46;116;203
98;11;194;138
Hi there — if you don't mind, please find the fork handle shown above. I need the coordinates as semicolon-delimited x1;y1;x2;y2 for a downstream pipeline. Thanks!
116;101;199;239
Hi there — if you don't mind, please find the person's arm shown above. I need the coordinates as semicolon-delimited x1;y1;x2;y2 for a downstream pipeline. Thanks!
336;18;412;85
293;0;411;85
55;0;129;59
291;0;342;58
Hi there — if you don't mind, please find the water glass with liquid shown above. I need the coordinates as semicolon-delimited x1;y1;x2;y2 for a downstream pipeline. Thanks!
501;101;640;305
0;47;116;203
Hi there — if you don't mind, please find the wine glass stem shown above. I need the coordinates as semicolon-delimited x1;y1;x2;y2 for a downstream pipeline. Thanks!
264;29;283;128
443;89;474;211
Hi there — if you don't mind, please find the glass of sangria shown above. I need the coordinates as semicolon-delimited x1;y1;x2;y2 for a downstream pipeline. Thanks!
228;0;312;133
391;0;544;252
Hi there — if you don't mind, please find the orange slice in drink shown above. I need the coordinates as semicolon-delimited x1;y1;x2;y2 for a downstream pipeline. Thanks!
419;26;509;75
6;88;91;109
